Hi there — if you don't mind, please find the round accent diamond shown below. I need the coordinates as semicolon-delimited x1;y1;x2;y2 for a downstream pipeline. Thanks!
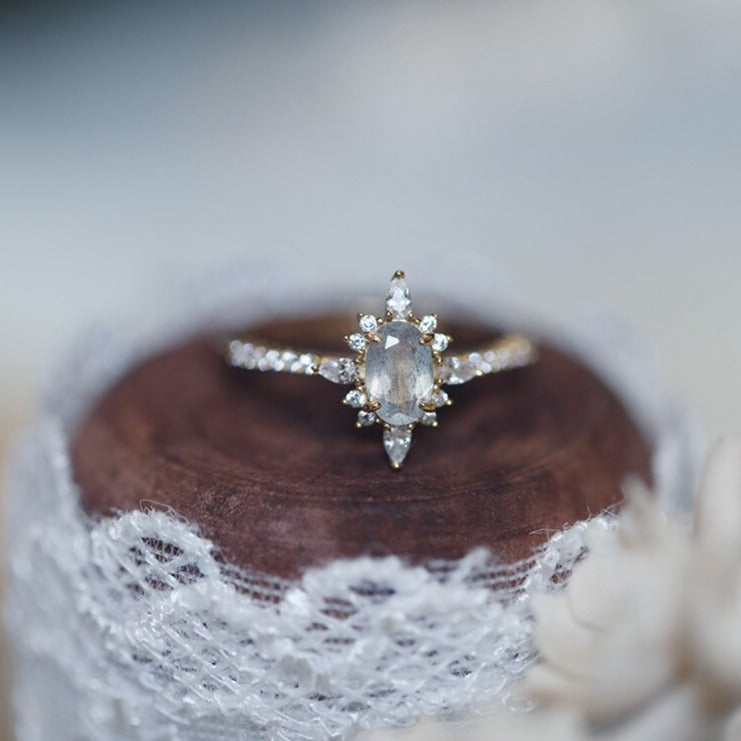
356;410;376;427
358;314;378;333
364;321;435;426
347;333;366;352
420;411;438;427
423;389;450;408
344;389;366;408
431;333;450;352
418;315;437;333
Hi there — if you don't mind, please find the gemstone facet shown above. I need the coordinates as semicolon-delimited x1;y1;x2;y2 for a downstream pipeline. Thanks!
385;276;412;318
357;410;376;427
344;389;366;408
318;358;357;384
364;321;435;426
418;314;437;333
347;333;366;352
383;426;412;468
440;356;479;384
431;333;450;352
420;411;438;426
358;314;378;333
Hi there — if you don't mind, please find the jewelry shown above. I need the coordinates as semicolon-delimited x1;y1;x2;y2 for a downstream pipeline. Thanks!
226;271;537;469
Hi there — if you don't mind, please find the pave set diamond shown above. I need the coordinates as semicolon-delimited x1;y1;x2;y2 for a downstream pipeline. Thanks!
226;270;537;469
226;343;319;375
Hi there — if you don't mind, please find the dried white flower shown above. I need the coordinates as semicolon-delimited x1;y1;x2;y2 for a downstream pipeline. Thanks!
529;437;741;738
366;438;741;741
528;488;688;721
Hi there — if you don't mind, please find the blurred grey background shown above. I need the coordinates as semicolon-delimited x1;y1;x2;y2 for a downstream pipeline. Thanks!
1;0;741;443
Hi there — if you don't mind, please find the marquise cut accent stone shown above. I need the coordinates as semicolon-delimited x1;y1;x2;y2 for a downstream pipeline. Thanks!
386;277;412;318
383;426;412;468
422;389;449;408
440;357;478;385
364;321;435;426
318;358;357;384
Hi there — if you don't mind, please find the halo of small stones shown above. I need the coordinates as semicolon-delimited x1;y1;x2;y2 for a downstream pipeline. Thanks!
226;271;536;469
340;270;453;468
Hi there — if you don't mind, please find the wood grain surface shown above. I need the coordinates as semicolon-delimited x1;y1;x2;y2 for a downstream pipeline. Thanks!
71;316;651;579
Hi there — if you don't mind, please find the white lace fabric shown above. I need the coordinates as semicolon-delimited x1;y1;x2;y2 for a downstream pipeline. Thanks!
8;417;616;741
4;271;700;740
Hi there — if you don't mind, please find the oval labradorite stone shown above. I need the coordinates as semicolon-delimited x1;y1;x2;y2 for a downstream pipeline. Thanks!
364;320;435;426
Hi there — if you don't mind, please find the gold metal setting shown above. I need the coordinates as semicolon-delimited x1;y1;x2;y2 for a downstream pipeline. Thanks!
225;269;538;469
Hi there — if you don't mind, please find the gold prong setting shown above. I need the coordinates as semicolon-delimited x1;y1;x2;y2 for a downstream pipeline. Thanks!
343;389;366;408
225;272;537;469
431;333;451;353
420;412;438;427
343;270;454;470
346;333;367;352
358;314;378;333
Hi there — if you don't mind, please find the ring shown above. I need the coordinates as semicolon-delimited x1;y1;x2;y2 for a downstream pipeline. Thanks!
225;270;537;469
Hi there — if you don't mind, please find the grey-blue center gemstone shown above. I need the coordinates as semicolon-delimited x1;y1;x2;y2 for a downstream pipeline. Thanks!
364;321;435;426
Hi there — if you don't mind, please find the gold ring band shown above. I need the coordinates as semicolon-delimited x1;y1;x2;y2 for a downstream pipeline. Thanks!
225;270;537;469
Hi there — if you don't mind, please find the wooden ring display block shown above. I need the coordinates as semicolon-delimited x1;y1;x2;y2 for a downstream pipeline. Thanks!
71;315;651;580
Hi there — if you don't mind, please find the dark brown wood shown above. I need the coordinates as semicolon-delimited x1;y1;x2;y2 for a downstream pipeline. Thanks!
71;315;651;580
